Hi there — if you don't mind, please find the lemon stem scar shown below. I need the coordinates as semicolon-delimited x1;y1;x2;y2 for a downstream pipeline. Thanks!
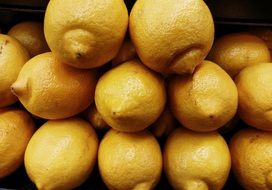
63;29;95;61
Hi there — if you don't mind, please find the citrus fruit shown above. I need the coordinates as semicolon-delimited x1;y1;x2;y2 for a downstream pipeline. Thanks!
149;108;177;139
250;28;272;59
98;129;162;190
235;62;272;131
0;108;35;178
11;52;97;120
111;39;137;67
230;128;272;190
0;34;30;108
44;0;128;69
8;21;50;57
95;59;166;132
169;60;238;132
208;32;270;77
164;128;231;190
84;103;109;130
129;0;214;75
25;118;98;190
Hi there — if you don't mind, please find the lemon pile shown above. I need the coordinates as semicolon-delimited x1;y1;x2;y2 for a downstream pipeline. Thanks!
0;0;272;189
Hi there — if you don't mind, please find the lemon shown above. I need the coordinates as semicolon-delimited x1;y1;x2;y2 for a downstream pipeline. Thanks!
8;21;50;57
235;62;272;131
98;129;162;190
164;127;231;190
230;128;272;190
208;32;270;77
169;60;238;132
250;28;272;59
0;108;35;178
11;52;97;120
111;39;137;67
149;108;177;139
25;117;98;190
129;0;214;75
44;0;128;69
95;59;166;132
0;34;30;108
84;103;109;130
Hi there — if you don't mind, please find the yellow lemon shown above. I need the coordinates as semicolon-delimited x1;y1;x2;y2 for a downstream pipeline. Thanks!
8;21;50;57
0;108;35;178
24;117;98;190
208;32;270;77
149;108;177;139
250;28;272;59
98;129;162;190
169;60;238;132
164;127;231;190
111;39;137;67
235;62;272;131
229;128;272;190
129;0;214;75
11;52;97;120
44;0;128;69
95;59;166;132
0;34;30;108
84;103;109;130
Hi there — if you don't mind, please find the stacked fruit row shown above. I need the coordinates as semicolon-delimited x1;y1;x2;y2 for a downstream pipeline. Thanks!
1;0;272;189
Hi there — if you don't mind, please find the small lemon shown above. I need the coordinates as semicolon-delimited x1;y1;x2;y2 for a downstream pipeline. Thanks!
84;103;109;130
149;108;177;139
111;39;137;67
